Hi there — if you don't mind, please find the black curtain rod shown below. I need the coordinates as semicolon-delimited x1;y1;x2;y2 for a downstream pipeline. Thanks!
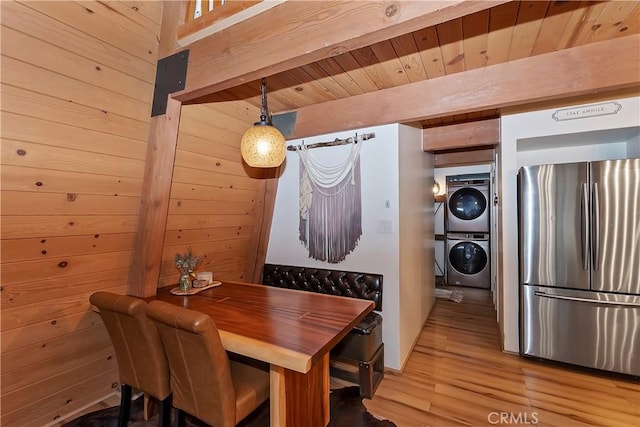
286;132;375;151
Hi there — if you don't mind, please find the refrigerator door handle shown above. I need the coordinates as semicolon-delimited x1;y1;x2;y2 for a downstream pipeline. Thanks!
592;182;600;271
534;291;640;307
581;183;589;270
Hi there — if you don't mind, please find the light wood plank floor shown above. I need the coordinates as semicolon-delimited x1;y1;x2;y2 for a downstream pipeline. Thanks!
59;287;640;426
364;287;640;427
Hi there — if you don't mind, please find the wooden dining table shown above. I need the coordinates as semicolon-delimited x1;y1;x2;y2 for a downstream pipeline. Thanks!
147;280;374;427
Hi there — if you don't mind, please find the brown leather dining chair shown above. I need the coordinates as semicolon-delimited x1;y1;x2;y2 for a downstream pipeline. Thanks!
89;292;172;427
146;300;270;427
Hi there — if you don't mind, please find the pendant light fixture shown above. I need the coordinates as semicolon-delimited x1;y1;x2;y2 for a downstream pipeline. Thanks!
240;78;286;168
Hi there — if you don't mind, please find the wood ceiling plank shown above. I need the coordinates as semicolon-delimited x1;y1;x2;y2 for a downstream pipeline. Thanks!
555;1;591;50
436;18;466;74
462;10;490;71
508;1;549;60
289;35;640;139
564;1;609;48
333;52;380;93
286;68;338;103
614;3;639;38
389;33;428;83
350;46;395;90
423;118;499;151
486;2;519;65
265;75;318;110
316;58;366;97
369;40;411;88
299;62;352;99
221;79;293;113
173;0;509;101
531;0;586;55
412;26;446;79
583;1;639;45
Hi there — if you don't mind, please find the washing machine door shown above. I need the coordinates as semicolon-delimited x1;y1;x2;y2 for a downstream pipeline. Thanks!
448;187;487;222
449;241;488;275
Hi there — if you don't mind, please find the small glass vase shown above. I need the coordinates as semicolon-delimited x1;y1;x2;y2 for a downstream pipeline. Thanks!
179;273;192;292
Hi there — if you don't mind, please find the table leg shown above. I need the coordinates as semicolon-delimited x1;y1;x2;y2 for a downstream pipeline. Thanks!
270;353;330;427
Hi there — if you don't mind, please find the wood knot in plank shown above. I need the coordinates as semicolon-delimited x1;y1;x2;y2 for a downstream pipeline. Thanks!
385;4;398;18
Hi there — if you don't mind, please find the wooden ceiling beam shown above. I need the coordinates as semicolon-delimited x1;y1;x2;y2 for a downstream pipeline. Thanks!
289;34;640;139
172;0;509;102
423;118;499;151
434;148;495;167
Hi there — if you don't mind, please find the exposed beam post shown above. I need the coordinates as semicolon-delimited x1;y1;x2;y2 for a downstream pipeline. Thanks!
130;98;182;297
435;148;495;167
289;35;640;139
423;118;500;151
129;1;187;297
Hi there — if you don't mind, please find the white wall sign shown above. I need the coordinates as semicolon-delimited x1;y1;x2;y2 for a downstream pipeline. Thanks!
552;101;622;122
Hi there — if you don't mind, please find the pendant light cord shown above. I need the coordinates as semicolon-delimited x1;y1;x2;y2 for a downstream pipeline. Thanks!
261;78;270;123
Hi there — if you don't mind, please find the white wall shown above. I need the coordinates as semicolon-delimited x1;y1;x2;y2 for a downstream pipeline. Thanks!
267;124;405;368
499;95;640;353
267;123;433;370
628;131;640;157
398;124;434;366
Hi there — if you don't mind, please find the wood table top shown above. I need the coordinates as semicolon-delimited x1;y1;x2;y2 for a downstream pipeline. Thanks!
147;281;374;373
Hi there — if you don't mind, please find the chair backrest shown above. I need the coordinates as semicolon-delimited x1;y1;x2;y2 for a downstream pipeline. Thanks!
146;300;236;427
89;292;171;400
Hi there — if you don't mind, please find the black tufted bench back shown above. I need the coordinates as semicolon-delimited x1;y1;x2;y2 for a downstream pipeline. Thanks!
261;263;385;398
262;264;383;311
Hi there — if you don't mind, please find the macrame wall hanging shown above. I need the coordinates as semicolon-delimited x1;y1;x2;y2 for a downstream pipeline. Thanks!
289;133;375;263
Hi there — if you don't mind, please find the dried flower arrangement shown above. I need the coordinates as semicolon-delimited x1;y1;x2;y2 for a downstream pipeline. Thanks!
174;247;201;277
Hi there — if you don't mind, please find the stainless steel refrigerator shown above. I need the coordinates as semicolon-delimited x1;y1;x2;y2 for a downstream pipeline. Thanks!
518;158;640;376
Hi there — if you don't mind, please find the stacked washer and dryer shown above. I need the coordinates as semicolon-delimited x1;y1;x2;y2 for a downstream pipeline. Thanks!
445;174;491;289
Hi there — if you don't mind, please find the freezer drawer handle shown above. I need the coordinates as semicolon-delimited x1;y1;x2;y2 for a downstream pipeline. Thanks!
534;291;640;307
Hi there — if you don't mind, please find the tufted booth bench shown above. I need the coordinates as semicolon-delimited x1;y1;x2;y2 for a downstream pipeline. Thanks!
261;263;384;398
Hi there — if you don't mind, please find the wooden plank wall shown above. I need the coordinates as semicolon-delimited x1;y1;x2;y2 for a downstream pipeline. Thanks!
1;2;272;424
158;101;266;288
0;1;157;425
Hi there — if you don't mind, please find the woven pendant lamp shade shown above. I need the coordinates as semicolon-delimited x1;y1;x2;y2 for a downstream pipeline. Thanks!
240;124;286;168
240;78;286;168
